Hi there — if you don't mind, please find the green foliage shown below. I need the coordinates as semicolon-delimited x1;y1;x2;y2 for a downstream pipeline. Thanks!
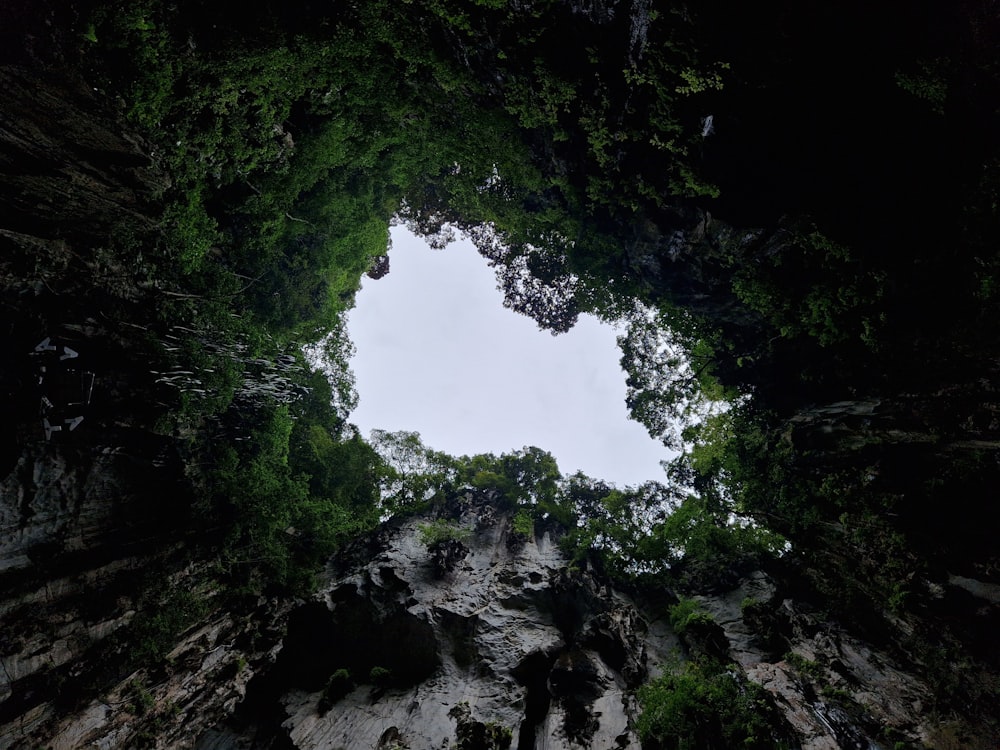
785;652;823;680
820;685;854;703
730;228;886;350
618;304;731;449
319;668;353;711
637;660;784;749
630;409;787;582
512;509;534;538
369;666;392;685
208;406;306;589
645;492;784;585
193;400;380;596
89;0;472;342
554;474;677;578
895;58;950;114
90;0;175;129
127;680;156;716
370;430;456;512
668;598;715;635
462;447;561;508
675;406;799;532
418;520;471;547
482;722;514;748
125;586;209;666
504;63;577;133
450;701;514;750
674;62;729;95
162;188;219;274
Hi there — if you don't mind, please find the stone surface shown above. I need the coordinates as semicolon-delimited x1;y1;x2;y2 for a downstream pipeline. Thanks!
271;497;656;750
184;495;962;750
2;459;990;749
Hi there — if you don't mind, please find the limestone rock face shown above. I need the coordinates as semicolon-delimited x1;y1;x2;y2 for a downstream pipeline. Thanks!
188;495;961;750
692;575;937;750
3;481;983;749
266;496;664;750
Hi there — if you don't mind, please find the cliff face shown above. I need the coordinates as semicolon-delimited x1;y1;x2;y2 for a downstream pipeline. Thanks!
0;54;274;749
4;480;995;749
192;494;963;750
238;496;674;750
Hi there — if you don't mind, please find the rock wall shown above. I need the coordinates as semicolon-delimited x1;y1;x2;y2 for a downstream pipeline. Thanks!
0;48;273;749
5;481;997;748
271;498;671;750
185;494;974;750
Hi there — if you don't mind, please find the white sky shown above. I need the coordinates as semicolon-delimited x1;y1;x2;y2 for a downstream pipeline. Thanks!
346;225;673;487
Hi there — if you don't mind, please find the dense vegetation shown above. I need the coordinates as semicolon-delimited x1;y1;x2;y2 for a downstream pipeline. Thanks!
18;0;999;744
72;0;770;600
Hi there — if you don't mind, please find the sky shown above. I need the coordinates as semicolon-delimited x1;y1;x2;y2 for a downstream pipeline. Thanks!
345;225;674;487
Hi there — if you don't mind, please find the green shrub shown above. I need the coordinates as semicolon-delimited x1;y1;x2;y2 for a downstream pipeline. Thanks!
820;685;854;703
669;598;714;634
369;665;392;685
512;509;534;538
637;661;782;749
127;680;156;716
785;652;823;679
162;188;219;274
126;588;209;666
319;668;352;711
894;58;949;115
483;721;513;748
418;519;471;547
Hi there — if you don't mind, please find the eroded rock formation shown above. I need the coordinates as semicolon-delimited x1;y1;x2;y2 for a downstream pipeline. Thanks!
212;495;663;749
182;493;976;750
